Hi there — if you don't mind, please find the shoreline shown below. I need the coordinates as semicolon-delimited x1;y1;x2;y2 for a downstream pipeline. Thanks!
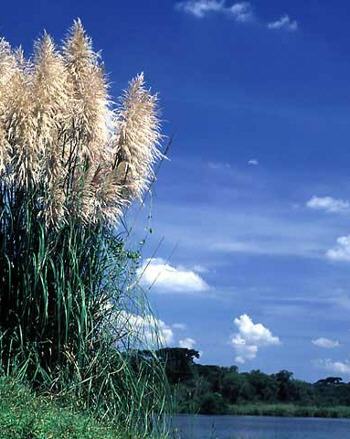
178;404;350;419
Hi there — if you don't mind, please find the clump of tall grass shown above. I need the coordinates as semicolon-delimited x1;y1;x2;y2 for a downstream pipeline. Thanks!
0;20;168;437
0;376;126;439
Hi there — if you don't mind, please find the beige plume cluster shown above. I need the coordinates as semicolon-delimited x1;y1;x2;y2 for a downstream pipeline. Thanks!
0;20;161;227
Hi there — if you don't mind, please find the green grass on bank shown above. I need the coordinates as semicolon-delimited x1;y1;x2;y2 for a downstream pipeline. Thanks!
0;376;144;439
228;403;350;418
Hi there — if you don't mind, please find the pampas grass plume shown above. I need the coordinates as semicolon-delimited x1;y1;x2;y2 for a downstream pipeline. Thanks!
0;20;161;228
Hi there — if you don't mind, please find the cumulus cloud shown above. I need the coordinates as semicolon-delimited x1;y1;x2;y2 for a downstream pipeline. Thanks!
231;314;280;364
267;15;298;31
138;258;209;294
306;196;350;213
312;337;340;349
326;236;350;262
179;337;197;349
117;311;174;346
316;359;350;375
176;0;254;22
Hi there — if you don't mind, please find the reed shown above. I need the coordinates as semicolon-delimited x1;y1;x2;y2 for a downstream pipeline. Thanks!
0;20;168;437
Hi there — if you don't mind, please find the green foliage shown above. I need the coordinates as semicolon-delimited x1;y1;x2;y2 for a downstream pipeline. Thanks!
161;347;350;418
0;187;170;436
0;371;171;439
156;348;200;384
228;403;350;418
0;376;124;438
199;393;228;415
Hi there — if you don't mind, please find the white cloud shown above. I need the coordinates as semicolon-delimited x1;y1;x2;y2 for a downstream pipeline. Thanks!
176;0;225;18
267;15;298;31
248;159;259;166
306;196;350;213
177;2;299;31
179;337;197;349
176;0;253;22
231;314;280;364
138;258;209;294
231;335;258;363
117;311;174;346
228;2;253;22
316;359;350;375
312;337;340;349
326;235;350;262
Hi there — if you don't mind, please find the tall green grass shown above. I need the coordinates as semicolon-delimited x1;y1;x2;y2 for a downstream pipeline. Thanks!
0;21;171;438
0;188;170;436
0;375;173;439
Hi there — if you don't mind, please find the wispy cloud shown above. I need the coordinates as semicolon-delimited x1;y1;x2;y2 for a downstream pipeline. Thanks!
329;294;350;310
248;159;259;166
312;337;340;349
307;196;350;214
326;235;350;262
316;359;350;375
267;15;298;32
208;161;232;170
176;1;254;22
193;264;209;273
228;2;254;22
212;232;324;258
231;314;280;364
138;258;210;294
172;323;187;330
176;0;225;18
176;1;298;31
154;200;338;260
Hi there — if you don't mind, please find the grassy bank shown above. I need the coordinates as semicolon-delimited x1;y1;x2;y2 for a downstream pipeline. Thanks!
228;403;350;418
0;377;168;439
0;377;122;439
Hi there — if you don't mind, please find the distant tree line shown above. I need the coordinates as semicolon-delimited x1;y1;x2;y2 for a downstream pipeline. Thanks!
139;348;350;415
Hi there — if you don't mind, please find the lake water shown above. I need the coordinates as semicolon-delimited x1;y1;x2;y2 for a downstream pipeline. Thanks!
171;414;350;439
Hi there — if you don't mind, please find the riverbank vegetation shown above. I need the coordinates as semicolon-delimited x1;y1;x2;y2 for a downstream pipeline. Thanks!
0;377;124;439
156;348;350;418
0;375;173;438
228;403;350;418
0;21;170;438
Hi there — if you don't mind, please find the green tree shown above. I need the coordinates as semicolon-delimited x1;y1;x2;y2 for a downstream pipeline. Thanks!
199;392;227;415
158;348;199;384
247;370;278;402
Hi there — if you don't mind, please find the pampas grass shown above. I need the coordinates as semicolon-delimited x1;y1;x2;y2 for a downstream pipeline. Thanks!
0;20;169;438
0;19;161;227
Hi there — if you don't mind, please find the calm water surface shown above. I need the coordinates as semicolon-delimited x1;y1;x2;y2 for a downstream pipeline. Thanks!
171;414;350;439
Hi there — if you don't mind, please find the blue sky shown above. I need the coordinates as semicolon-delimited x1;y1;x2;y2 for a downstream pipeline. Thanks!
4;0;350;381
